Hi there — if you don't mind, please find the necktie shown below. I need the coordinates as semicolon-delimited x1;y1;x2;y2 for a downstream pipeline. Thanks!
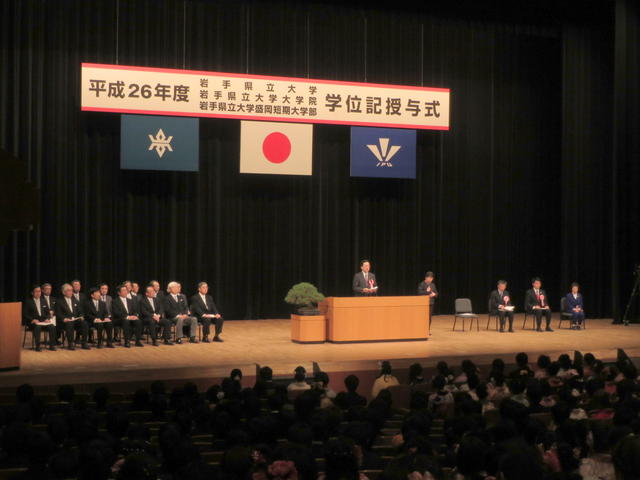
150;298;155;312
35;299;41;317
94;300;99;311
67;297;73;315
102;295;106;302
122;298;128;314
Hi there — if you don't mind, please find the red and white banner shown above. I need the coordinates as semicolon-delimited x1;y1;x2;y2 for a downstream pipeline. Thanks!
81;63;450;130
240;121;313;176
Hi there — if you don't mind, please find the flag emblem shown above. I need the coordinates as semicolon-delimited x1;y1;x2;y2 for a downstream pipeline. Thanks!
351;127;416;179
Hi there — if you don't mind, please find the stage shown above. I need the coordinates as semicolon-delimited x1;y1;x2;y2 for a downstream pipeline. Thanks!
0;316;636;395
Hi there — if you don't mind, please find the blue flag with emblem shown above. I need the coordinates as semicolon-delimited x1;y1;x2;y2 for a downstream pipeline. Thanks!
121;114;199;171
350;127;416;179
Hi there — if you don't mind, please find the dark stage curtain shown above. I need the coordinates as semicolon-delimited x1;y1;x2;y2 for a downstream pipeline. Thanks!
1;0;631;321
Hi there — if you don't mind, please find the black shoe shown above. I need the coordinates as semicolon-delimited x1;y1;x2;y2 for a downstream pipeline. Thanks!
499;328;504;333
107;343;115;348
189;337;198;344
56;340;63;346
546;327;553;332
164;339;174;345
536;327;542;332
68;345;75;351
152;340;159;346
82;343;90;350
97;343;103;349
49;346;57;351
176;338;182;344
213;336;223;342
124;342;131;348
135;341;144;347
202;336;210;343
35;346;42;352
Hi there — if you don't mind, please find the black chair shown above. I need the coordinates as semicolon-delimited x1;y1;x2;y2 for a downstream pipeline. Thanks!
522;304;535;330
559;296;586;329
453;298;479;331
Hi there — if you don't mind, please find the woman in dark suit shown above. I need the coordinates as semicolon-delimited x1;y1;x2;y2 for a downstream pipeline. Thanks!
565;282;585;330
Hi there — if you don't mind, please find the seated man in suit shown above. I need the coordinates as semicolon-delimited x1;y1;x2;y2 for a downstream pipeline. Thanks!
41;282;56;316
525;277;553;332
164;281;199;344
98;283;113;316
565;282;585;330
55;283;89;350
139;284;172;346
190;282;224;343
111;284;144;348
352;260;378;296
489;280;515;333
84;287;114;348
23;285;57;351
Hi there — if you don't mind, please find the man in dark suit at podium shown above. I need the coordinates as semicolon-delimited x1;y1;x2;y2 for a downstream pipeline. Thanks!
353;260;378;296
489;280;515;333
190;282;224;343
525;277;553;332
23;285;57;351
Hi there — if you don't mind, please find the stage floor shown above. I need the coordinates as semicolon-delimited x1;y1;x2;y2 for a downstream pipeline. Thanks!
1;316;636;391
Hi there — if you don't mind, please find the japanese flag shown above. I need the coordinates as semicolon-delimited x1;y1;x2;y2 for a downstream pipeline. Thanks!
240;121;313;175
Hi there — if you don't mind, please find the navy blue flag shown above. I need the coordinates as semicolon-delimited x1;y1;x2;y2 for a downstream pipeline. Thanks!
350;127;416;179
121;114;199;171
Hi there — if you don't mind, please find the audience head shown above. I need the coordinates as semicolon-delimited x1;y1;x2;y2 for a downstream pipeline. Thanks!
409;363;423;383
89;287;101;300
99;283;109;295
71;279;81;292
613;435;640;480
123;280;132;292
344;374;360;393
379;360;392;377
324;437;359;480
168;281;180;294
230;368;242;382
117;284;128;298
515;352;529;368
131;282;139;294
198;281;208;294
30;284;41;298
145;285;155;298
41;283;52;296
150;280;160;293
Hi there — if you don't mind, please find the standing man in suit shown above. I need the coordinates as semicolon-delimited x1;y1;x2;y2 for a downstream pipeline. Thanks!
164;282;199;344
139;284;172;346
352;260;378;296
418;271;438;334
71;279;85;304
55;283;89;350
190;282;224;343
23;285;57;351
489;280;515;333
525;277;553;332
565;282;585;330
84;287;114;348
111;284;144;348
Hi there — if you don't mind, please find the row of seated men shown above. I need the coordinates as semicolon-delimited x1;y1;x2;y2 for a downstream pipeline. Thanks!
22;279;224;351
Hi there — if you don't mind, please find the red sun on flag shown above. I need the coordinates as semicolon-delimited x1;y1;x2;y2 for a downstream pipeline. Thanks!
262;132;291;164
240;121;313;175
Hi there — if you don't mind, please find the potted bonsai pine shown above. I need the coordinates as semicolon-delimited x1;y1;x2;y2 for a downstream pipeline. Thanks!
284;282;325;315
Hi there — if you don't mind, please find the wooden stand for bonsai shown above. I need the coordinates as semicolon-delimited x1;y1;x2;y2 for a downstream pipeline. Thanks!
290;314;326;343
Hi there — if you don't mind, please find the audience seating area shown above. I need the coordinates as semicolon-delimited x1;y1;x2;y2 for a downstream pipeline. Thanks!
1;350;640;480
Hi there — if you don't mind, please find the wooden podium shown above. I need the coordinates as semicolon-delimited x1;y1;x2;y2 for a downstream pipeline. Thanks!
0;302;22;371
321;296;429;343
290;314;326;343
